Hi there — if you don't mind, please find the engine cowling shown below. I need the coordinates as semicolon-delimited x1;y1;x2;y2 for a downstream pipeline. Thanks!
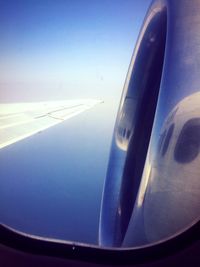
99;0;200;247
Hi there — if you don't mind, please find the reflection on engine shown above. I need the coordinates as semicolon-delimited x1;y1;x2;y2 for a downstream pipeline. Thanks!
100;0;200;247
124;92;200;246
144;92;200;242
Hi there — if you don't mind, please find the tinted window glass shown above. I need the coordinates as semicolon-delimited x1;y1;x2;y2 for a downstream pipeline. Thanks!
174;118;200;163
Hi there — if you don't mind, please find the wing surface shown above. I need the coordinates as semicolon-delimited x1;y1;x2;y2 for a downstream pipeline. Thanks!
0;99;101;149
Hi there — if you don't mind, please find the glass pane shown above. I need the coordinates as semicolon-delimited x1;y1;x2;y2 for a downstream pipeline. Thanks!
1;0;199;251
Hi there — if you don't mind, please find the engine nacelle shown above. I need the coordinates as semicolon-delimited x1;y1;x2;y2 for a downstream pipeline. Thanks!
99;0;200;247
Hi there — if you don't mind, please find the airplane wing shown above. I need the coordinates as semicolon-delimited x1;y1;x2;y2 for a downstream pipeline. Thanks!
0;99;102;149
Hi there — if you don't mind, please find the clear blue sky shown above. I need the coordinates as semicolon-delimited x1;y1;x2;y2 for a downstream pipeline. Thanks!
0;0;152;244
0;0;151;101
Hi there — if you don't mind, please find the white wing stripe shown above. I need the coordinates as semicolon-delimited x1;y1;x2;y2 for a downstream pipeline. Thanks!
0;99;102;149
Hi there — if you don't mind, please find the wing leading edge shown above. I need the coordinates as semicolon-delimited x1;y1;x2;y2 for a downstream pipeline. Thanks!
0;99;102;149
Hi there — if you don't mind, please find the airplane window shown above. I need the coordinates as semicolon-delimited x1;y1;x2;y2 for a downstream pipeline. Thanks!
1;1;200;263
174;118;200;163
162;124;174;156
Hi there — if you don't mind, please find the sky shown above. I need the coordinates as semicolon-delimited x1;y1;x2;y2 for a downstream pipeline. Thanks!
0;0;152;244
0;0;151;102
